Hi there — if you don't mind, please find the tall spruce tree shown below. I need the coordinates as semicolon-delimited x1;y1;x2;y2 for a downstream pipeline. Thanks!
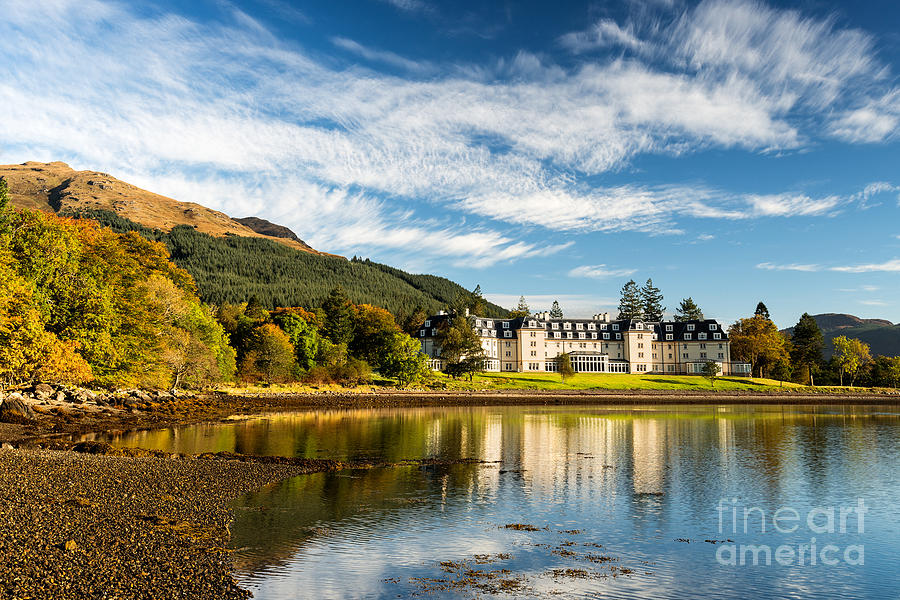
617;280;643;320
755;302;771;319
674;297;704;322
509;296;530;319
549;300;563;319
322;286;353;346
640;278;665;321
790;313;823;386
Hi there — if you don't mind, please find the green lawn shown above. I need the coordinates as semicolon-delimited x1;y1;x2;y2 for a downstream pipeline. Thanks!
438;371;804;392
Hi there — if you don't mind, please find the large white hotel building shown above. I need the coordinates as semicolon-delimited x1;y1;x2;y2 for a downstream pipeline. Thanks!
418;311;751;376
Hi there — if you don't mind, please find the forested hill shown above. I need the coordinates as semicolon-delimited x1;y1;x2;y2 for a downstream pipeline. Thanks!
783;313;900;358
64;209;508;318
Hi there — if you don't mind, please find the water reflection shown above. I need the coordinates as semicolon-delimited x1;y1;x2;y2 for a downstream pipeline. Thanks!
89;405;900;599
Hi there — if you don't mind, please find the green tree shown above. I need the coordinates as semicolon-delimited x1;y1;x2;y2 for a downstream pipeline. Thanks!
617;280;643;320
509;296;530;319
674;297;704;322
378;332;428;387
549;300;563;319
556;352;575;382
436;314;485;378
322;286;354;346
272;308;321;372
729;315;789;378
241;324;295;384
350;303;403;371
872;355;900;388
832;336;872;387
790;313;823;386
754;302;770;319
701;360;721;388
640;278;665;321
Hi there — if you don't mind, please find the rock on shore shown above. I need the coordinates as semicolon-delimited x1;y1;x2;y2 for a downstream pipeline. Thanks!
0;448;327;599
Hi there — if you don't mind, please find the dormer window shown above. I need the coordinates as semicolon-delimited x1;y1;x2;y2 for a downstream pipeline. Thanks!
601;324;607;330
502;322;509;329
486;321;493;328
588;323;595;330
579;332;586;339
714;333;722;340
710;324;718;331
552;323;559;330
615;333;621;340
564;322;571;330
420;330;425;337
529;320;536;327
504;331;512;338
698;333;707;340
687;324;696;331
666;334;673;341
635;323;643;330
603;332;610;339
666;324;673;332
685;333;692;340
567;332;573;339
591;332;597;339
612;324;619;331
576;323;583;330
475;319;481;327
425;320;431;327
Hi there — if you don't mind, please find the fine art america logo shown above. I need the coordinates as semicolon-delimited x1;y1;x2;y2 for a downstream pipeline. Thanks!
714;498;867;567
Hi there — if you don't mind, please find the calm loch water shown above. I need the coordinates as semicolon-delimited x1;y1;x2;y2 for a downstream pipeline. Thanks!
94;404;900;599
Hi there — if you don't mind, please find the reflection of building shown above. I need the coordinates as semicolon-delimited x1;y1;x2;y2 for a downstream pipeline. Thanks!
418;312;751;375
632;419;664;494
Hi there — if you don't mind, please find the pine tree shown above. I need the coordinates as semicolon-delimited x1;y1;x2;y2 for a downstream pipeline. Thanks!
509;296;530;319
322;286;353;346
755;302;770;319
549;300;563;319
790;313;823;386
640;278;665;321
617;280;643;320
674;297;704;322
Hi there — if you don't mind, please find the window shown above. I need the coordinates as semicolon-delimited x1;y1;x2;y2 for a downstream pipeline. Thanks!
591;332;597;339
431;329;436;336
718;343;723;349
579;332;586;339
698;333;707;340
718;353;724;359
666;324;673;332
530;351;537;357
419;330;425;337
699;343;706;349
683;344;688;349
502;322;509;329
504;331;512;338
475;319;481;327
700;352;707;358
710;324;718;331
713;333;722;340
603;333;610;340
529;320;536;327
601;324;608;330
638;352;644;358
687;324;695;331
588;323;595;330
552;323;559;330
486;321;493;328
567;332;573;339
505;351;511;357
505;341;511;347
615;333;621;340
666;334;673;341
667;365;674;372
668;353;673;359
683;353;689;359
637;334;643;340
576;323;583;330
612;324;619;331
684;333;692;340
638;343;644;349
635;323;644;330
564;322;572;330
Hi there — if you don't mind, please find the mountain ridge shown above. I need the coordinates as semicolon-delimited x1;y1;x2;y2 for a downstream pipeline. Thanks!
0;161;329;255
782;313;899;358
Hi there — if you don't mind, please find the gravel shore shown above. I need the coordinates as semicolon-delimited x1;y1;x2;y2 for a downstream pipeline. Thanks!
0;447;368;599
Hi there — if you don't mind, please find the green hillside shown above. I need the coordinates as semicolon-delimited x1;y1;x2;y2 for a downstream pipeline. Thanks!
64;209;508;318
784;313;900;358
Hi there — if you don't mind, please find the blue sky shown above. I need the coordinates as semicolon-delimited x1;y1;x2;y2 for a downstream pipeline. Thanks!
1;0;899;327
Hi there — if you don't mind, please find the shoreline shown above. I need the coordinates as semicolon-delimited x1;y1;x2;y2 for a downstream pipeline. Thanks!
2;391;898;599
3;388;899;447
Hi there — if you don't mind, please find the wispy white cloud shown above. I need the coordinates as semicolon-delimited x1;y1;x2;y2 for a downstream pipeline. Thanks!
331;37;431;73
559;20;645;54
831;259;900;273
859;299;889;306
829;90;900;143
568;264;637;279
756;262;821;272
0;0;895;266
